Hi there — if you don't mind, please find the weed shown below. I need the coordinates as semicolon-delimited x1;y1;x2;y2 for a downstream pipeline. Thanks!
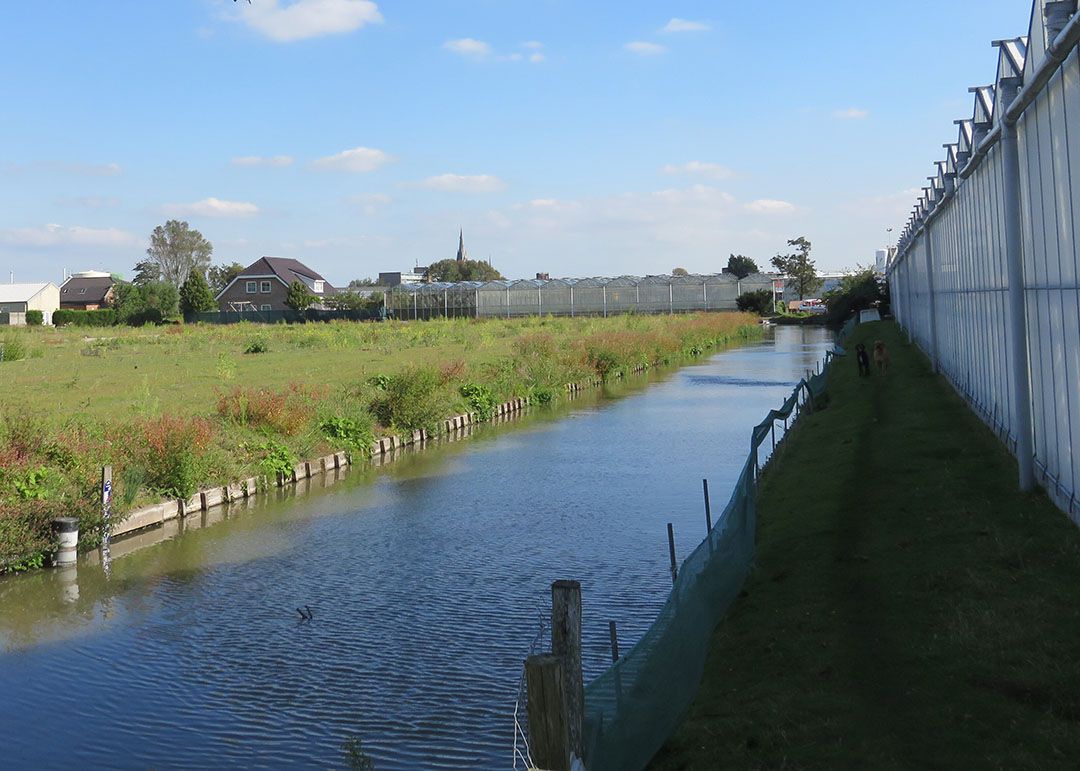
320;416;375;457
244;337;269;354
460;383;498;420
254;440;295;480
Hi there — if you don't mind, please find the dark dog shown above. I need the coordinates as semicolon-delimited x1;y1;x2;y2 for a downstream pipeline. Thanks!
855;343;871;377
873;340;890;375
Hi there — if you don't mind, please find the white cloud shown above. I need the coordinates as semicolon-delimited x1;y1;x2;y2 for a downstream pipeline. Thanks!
625;41;666;56
230;155;294;167
744;199;796;214
444;38;492;58
662;18;710;33
529;53;545;63
662;161;735;180
4;161;122;177
311;146;393;173
834;107;869;120
237;0;382;43
523;41;544;50
0;223;139;248
419;174;507;193
348;192;392;215
166;198;260;218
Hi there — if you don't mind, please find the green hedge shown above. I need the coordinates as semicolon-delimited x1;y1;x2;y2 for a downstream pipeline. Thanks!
25;310;43;326
53;309;117;327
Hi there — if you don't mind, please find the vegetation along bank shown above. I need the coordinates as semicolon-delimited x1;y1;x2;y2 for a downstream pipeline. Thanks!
651;321;1080;769
0;312;760;573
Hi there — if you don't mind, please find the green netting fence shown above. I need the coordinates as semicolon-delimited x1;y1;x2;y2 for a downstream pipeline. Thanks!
580;319;853;770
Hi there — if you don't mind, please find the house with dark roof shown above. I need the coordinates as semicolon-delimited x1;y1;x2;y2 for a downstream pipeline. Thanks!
214;257;336;312
60;271;117;310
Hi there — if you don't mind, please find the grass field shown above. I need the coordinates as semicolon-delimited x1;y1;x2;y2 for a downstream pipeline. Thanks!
0;313;759;570
650;321;1080;769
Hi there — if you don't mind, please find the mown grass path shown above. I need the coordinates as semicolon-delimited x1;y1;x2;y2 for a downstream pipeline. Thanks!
652;321;1080;769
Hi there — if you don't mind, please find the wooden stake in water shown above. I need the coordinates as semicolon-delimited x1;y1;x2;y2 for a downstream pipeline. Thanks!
551;580;583;761
608;620;620;662
702;478;713;532
525;655;571;771
667;523;678;584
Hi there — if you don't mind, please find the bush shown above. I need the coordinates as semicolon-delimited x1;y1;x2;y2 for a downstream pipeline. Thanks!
320;415;375;456
736;289;775;315
216;385;314;436
460;383;497;419
370;366;444;432
130;415;214;499
823;267;888;327
0;501;54;573
0;335;26;362
244;337;269;354
254;440;296;480
53;309;116;327
25;310;43;326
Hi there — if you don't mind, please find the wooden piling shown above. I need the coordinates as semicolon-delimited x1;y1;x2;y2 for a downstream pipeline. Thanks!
551;580;584;761
702;478;712;532
608;620;620;662
667;523;678;584
525;655;571;771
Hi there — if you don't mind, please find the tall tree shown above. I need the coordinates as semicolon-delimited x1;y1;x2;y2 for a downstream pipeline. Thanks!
145;220;213;288
132;259;161;287
207;262;246;295
285;280;316;311
179;271;217;317
771;237;820;300
348;277;378;289
424;258;503;282
726;254;759;280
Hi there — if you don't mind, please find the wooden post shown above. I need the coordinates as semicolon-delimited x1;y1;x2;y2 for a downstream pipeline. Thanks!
667;523;678;584
771;422;776;453
608;620;620;662
702;478;712;532
551;580;584;761
525;655;571;771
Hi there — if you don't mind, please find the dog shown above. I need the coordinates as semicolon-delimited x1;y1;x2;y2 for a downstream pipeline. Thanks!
855;343;871;377
873;340;890;375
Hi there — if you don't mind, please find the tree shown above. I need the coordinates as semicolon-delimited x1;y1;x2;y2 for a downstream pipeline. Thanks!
285;280;316;311
736;289;775;315
179;271;217;317
145;220;213;288
207;262;245;295
132;259;161;287
423;259;503;283
326;290;382;313
113;281;178;325
348;277;378;289
823;266;888;327
672;267;689;276
771;237;820;300
726;254;759;280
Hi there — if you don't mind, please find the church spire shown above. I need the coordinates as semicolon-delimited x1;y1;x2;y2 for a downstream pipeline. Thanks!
456;229;468;262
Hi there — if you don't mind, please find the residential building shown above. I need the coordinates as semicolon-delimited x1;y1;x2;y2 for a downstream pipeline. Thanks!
215;257;336;312
60;270;117;310
0;282;61;325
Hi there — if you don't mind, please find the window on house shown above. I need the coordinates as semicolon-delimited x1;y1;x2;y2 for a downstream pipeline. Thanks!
313;280;324;293
246;281;257;294
260;281;272;293
260;304;272;311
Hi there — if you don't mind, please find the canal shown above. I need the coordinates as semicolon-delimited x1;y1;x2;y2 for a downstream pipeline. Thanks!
0;326;832;769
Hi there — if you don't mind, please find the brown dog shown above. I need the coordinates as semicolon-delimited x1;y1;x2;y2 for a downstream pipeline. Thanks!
873;340;889;375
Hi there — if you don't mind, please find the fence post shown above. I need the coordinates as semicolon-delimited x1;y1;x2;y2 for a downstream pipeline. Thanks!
551;580;583;762
667;523;678;584
525;655;571;771
702;478;712;532
569;284;575;317
924;225;940;373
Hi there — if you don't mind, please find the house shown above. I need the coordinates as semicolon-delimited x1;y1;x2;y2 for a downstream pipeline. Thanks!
215;257;336;312
60;271;117;310
0;282;61;325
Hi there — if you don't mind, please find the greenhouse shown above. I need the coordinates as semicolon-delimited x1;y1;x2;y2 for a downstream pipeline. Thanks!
385;273;777;319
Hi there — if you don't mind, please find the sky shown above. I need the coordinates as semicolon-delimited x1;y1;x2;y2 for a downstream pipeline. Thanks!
0;0;1035;286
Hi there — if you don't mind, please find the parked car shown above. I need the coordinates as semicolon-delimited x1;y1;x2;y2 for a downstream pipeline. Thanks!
797;299;827;314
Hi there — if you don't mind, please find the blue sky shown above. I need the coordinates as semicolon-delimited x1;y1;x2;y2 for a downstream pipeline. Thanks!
0;0;1030;285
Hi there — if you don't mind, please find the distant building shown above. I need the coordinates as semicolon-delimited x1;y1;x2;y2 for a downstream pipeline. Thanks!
378;268;426;287
60;270;117;310
535;272;550;280
215;257;335;312
456;229;468;262
0;282;60;325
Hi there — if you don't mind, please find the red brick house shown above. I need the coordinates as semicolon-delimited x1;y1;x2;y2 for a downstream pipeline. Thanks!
215;257;336;312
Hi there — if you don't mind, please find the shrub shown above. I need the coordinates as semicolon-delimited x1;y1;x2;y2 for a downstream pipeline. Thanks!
320;415;375;456
736;289;775;315
53;309;116;327
0;335;26;362
216;385;314;436
130;415;214;499
254;440;296;480
244;337;269;354
530;385;556;405
370;366;444;432
460;383;497;420
25;310;43;326
0;500;54;574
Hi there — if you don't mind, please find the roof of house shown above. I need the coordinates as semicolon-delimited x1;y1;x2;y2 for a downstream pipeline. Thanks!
0;283;56;304
60;275;115;304
218;257;336;298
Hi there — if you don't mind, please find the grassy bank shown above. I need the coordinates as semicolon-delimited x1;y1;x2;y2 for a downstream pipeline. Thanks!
0;313;759;572
652;321;1080;769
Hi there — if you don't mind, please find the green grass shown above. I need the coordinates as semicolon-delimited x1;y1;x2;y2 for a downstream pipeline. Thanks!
651;321;1080;769
0;313;760;571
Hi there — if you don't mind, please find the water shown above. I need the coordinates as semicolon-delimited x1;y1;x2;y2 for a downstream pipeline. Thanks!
0;326;831;770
